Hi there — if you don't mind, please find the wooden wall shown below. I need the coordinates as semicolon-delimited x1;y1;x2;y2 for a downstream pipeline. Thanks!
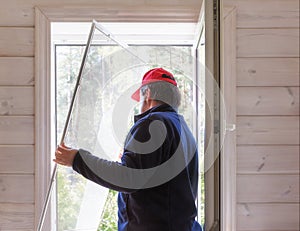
0;0;299;230
0;0;201;230
226;0;300;230
0;29;35;229
0;11;35;230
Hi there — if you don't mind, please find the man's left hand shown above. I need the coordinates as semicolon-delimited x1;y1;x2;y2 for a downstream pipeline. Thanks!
53;143;78;167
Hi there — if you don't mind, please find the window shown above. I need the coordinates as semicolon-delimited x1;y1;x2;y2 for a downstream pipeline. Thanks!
35;4;233;231
51;21;205;230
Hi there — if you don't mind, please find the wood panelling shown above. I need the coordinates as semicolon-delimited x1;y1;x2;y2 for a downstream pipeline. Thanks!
0;28;34;57
0;203;34;230
237;28;299;58
0;0;201;27
237;116;299;145
237;87;299;115
237;145;300;174
237;58;300;87
237;174;299;203
0;145;34;174
0;175;34;203
0;116;34;145
226;0;299;230
0;57;34;86
231;0;300;28
0;0;297;230
39;5;201;22
0;5;34;27
0;87;34;115
237;203;300;231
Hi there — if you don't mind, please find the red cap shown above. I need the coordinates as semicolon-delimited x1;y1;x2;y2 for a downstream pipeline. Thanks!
131;68;177;101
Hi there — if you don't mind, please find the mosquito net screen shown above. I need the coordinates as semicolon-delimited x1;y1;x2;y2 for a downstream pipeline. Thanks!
55;21;198;231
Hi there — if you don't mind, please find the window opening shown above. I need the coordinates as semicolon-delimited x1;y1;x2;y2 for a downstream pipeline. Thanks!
52;21;205;230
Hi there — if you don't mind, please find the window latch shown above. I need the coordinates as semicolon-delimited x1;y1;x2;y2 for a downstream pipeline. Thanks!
225;123;236;132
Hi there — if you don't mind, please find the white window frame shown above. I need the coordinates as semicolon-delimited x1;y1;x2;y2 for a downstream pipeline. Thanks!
35;4;237;231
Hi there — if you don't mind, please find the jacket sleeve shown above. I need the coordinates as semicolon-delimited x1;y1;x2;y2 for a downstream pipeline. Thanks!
72;149;135;193
72;117;168;193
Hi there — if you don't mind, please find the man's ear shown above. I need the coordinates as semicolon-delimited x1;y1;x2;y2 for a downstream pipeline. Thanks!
144;88;151;102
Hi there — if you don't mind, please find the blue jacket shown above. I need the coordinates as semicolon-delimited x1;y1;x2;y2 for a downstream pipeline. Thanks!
72;104;202;231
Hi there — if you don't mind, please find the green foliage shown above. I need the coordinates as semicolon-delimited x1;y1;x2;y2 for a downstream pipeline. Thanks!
56;46;85;143
57;167;86;231
98;190;118;231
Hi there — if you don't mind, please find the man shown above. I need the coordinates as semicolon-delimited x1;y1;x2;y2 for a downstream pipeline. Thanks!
54;67;202;231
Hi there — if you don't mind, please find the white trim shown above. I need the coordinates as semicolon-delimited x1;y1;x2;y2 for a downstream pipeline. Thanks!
35;7;55;230
220;5;237;231
192;1;205;50
192;1;205;224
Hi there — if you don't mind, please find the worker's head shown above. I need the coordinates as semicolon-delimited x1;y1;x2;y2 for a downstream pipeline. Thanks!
131;68;181;112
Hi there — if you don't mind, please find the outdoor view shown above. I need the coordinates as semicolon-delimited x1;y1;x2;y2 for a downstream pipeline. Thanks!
55;43;205;230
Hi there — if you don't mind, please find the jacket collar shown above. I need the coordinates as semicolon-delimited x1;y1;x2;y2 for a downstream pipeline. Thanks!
134;104;176;123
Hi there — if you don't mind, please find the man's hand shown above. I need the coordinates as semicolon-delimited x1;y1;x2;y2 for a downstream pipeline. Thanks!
53;143;78;167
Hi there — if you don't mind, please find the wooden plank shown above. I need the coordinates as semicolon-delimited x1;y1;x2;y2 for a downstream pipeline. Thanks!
0;116;34;145
237;87;299;115
0;87;34;115
0;28;34;57
0;6;34;27
237;145;300;174
40;5;201;22
0;57;34;86
38;1;202;23
237;203;300;231
0;175;34;203
0;145;34;174
0;203;34;230
0;0;202;26
237;28;299;58
237;58;300;87
237;174;299;203
231;0;300;28
237;116;299;145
